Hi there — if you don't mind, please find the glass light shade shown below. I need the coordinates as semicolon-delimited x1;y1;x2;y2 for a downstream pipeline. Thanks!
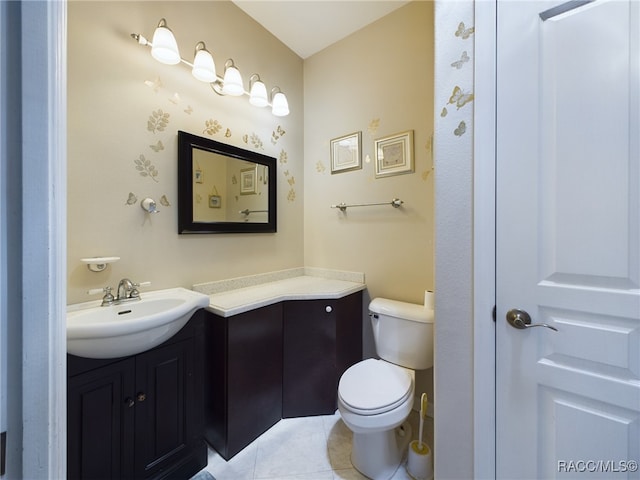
271;91;290;116
151;22;180;65
221;64;244;96
249;80;269;107
192;47;216;83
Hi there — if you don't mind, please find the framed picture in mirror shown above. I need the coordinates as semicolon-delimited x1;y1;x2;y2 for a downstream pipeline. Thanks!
208;195;221;208
240;167;257;195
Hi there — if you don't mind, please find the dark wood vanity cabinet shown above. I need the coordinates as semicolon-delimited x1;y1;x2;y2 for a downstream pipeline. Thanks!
67;312;207;480
283;299;336;417
204;303;283;460
203;291;362;459
283;292;363;417
67;357;135;479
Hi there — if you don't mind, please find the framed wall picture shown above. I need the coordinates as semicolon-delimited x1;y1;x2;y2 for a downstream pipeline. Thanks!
194;169;204;183
208;195;221;208
374;130;414;178
240;167;257;195
330;131;362;174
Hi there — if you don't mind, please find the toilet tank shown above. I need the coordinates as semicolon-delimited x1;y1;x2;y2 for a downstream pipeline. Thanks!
369;298;434;370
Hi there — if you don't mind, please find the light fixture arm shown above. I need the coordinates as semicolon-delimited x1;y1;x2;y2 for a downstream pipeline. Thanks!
249;73;261;88
194;41;207;54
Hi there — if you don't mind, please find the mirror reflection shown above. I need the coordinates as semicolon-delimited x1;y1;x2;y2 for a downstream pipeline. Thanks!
178;131;277;234
192;150;269;224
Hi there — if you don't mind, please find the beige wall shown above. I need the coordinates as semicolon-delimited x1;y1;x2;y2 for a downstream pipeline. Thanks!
303;2;435;306
67;0;435;458
303;2;435;444
68;1;434;401
68;0;435;306
67;1;304;304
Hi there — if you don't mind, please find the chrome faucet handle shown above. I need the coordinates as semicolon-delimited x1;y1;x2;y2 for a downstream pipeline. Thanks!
101;287;115;306
87;286;115;306
129;281;151;299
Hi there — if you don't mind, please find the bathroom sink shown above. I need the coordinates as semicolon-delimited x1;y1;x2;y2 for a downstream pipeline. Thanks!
67;287;210;359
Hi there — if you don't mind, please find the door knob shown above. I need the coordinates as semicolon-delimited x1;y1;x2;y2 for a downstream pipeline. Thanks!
506;309;558;332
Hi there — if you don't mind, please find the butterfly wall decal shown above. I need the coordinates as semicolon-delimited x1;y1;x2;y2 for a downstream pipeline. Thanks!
448;86;474;109
149;141;164;152
125;192;138;205
451;51;470;70
455;22;474;40
271;125;286;144
144;77;162;93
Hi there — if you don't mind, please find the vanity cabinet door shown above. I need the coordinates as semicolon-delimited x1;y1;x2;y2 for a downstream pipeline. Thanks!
133;338;196;479
67;358;136;480
334;291;363;380
204;303;283;460
282;291;363;418
283;299;337;417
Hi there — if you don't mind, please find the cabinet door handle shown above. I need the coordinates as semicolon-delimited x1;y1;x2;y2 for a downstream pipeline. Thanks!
124;397;135;408
325;306;333;313
137;392;146;402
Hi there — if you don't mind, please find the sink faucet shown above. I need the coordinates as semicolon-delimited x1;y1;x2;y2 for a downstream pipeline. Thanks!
116;278;139;302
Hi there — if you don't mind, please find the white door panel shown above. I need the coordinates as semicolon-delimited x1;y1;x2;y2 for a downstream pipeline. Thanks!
496;1;640;478
539;0;639;286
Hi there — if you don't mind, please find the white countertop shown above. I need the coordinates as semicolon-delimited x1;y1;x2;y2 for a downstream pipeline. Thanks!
193;268;366;317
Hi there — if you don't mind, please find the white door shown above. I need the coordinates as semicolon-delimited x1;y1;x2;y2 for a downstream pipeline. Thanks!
496;1;640;478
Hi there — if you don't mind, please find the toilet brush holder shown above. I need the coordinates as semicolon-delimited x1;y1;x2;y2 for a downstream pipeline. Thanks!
407;440;433;480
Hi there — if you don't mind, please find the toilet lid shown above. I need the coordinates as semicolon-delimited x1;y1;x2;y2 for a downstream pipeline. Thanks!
338;358;413;415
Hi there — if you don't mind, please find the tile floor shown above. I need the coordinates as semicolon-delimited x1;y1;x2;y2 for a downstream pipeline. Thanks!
199;410;428;480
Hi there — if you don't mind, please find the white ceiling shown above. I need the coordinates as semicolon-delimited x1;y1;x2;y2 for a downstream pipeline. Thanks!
232;1;410;59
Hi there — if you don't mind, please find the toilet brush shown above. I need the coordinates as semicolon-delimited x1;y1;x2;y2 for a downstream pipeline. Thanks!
407;393;433;480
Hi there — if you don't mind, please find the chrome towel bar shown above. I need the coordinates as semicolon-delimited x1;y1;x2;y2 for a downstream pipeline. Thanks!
239;209;268;215
330;198;404;212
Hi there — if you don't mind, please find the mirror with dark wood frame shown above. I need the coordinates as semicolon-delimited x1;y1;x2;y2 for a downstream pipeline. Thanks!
177;130;277;233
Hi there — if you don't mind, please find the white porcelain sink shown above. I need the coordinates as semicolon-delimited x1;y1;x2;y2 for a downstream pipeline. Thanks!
67;287;210;359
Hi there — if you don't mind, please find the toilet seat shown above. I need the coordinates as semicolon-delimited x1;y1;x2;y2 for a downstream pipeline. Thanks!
338;359;413;416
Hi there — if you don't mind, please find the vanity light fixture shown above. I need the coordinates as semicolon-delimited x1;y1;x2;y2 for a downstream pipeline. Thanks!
150;18;181;65
191;42;216;83
221;59;244;96
249;74;269;107
271;87;290;117
131;18;290;116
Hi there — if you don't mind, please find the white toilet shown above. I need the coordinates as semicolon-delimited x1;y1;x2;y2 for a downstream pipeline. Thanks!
337;297;434;480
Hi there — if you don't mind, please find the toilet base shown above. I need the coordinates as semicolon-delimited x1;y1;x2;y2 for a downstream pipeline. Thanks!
351;421;412;480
